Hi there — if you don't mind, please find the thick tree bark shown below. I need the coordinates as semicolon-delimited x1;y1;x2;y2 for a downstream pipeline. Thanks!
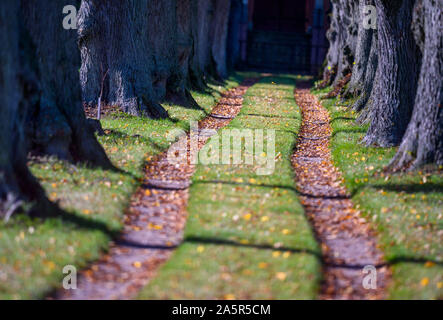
321;0;358;89
78;1;168;118
321;0;340;87
21;0;112;168
346;0;375;97
390;0;443;170
354;30;378;115
363;0;420;147
332;0;359;87
171;0;201;107
1;1;59;219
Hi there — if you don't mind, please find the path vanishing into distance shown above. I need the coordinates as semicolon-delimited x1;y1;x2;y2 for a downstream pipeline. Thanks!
292;84;390;299
56;76;388;300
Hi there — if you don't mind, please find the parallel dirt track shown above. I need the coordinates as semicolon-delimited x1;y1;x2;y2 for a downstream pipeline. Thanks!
292;84;390;300
56;79;258;300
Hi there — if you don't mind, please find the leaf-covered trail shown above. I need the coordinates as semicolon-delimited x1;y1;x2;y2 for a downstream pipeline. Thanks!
292;84;391;299
56;79;257;300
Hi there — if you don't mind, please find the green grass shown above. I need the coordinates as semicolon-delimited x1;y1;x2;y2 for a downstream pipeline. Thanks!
0;73;246;300
138;76;322;300
312;86;443;300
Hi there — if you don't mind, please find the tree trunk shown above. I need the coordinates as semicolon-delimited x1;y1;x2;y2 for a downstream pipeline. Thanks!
354;30;378;114
332;0;359;87
1;1;60;219
195;0;216;80
363;0;420;147
78;1;168;118
211;0;231;79
170;0;201;107
21;0;112;168
227;0;243;71
346;0;375;97
390;0;443;170
321;0;340;86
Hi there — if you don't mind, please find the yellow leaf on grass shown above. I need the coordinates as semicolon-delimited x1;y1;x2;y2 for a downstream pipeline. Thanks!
82;209;91;215
282;229;291;235
197;246;205;253
424;261;435;268
258;262;268;269
420;277;429;287
261;216;269;222
276;272;287;281
243;213;252;221
224;294;236;300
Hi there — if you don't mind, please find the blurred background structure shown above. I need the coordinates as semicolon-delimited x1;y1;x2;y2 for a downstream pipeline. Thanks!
228;0;330;74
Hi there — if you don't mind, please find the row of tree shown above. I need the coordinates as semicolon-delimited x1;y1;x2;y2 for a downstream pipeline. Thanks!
321;0;442;170
0;0;233;217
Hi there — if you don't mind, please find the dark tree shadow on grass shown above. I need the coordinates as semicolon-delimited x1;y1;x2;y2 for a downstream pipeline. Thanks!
185;236;322;258
332;127;367;138
370;182;443;194
329;116;356;124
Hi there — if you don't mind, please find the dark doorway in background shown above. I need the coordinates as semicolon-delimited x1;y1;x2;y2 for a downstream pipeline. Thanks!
246;0;311;73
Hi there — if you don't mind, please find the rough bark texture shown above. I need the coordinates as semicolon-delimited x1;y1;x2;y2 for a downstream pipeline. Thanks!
353;30;378;114
363;0;420;147
332;0;359;87
346;0;375;97
21;0;112;167
321;0;358;88
390;0;443;170
1;1;60;218
321;0;340;86
78;1;168;118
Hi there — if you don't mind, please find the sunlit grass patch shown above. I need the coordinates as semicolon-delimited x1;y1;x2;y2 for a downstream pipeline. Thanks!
0;74;244;299
138;75;321;300
312;88;443;300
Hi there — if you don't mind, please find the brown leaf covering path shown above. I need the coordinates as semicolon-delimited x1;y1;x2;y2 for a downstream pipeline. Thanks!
56;79;258;300
292;84;391;300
